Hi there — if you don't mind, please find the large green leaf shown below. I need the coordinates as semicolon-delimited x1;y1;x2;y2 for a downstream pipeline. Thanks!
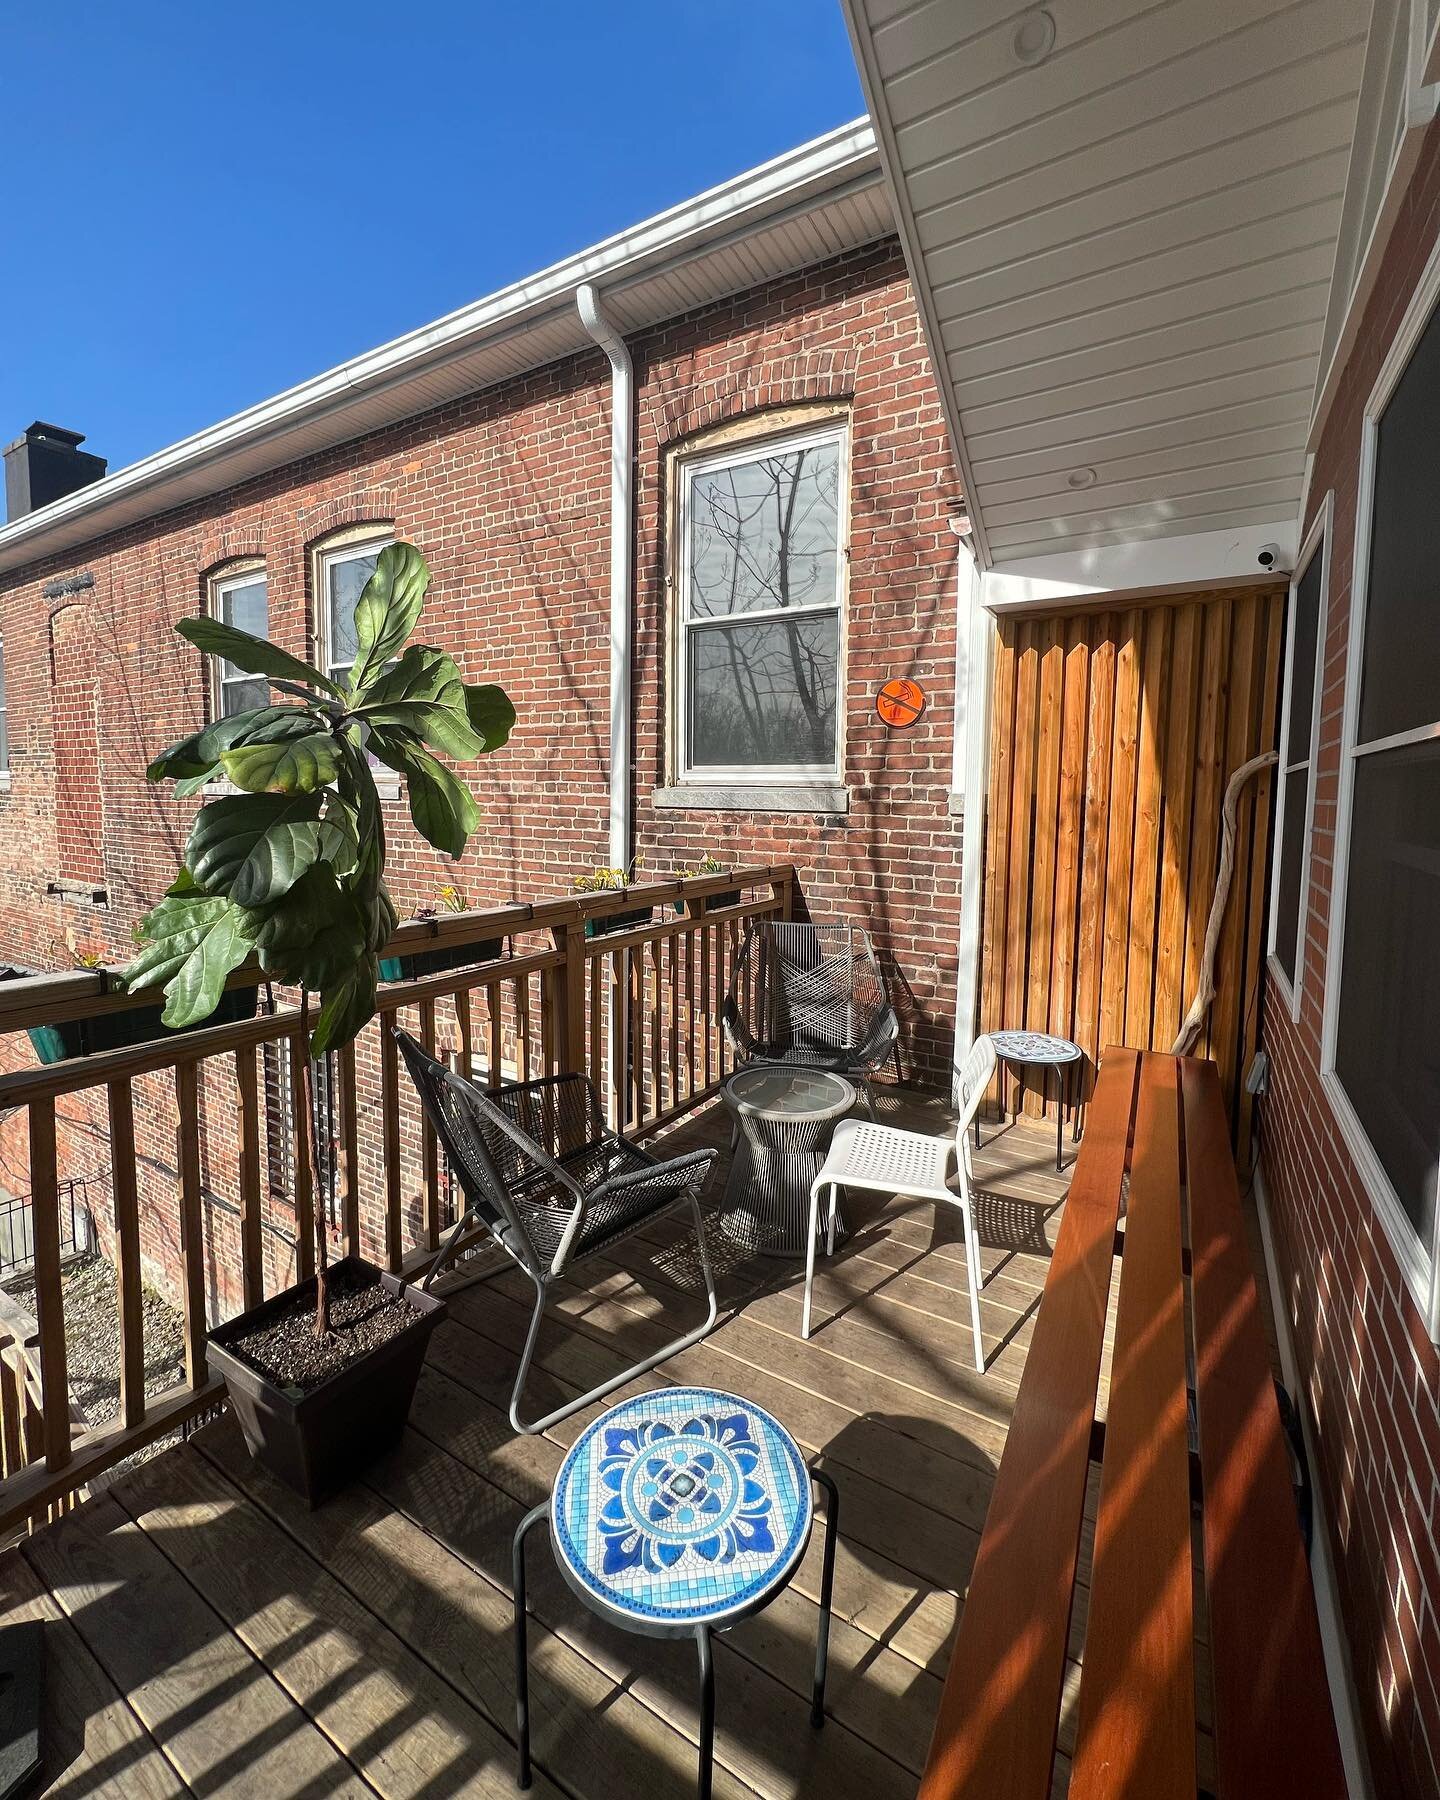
465;683;516;751
250;865;370;988
220;729;341;795
121;892;257;1028
176;616;342;698
369;727;479;857
146;705;318;783
353;644;485;760
347;543;431;696
311;957;380;1057
186;792;328;909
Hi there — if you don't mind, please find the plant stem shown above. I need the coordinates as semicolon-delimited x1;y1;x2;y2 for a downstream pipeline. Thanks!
297;987;331;1337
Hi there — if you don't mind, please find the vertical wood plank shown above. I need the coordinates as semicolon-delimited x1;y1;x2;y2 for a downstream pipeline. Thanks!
1098;610;1143;1056
28;1098;70;1470
338;1038;360;1260
174;1065;208;1391
1072;620;1116;1092
419;999;440;1252
1184;598;1231;1050
107;1079;146;1428
1023;620;1065;1113
454;987;473;1084
1125;606;1171;1049
553;920;587;1077
1211;596;1260;1091
381;1022;402;1273
1002;621;1040;1112
980;620;1018;1064
1152;602;1202;1050
668;930;681;1113
233;1048;264;1314
486;982;503;1089
289;1028;314;1283
1047;618;1089;1058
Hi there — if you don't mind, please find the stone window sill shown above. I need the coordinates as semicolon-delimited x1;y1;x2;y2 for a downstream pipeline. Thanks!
653;783;850;815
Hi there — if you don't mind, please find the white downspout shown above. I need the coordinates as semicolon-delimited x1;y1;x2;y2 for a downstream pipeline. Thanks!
575;282;634;874
950;529;991;1088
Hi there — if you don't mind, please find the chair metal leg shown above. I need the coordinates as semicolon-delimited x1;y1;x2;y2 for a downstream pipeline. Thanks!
421;1203;480;1291
509;1194;720;1435
802;1179;824;1340
1054;1066;1063;1172
512;1500;549;1790
810;1467;839;1727
696;1624;715;1800
859;1076;878;1121
960;1195;985;1373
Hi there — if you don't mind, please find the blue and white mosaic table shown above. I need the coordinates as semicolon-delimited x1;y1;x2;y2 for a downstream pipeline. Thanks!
511;1386;840;1798
552;1387;812;1627
987;1031;1084;1170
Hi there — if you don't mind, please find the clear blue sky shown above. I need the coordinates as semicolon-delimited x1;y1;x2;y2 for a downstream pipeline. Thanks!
2;2;863;474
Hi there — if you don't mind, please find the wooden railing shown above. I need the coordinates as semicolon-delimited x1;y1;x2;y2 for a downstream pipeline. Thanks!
0;865;793;1537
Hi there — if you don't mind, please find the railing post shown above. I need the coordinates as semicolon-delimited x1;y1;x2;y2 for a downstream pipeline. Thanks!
551;915;588;1077
174;1064;208;1391
27;1099;69;1472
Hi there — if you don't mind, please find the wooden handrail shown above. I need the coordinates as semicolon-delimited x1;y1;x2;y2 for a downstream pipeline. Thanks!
0;865;791;1031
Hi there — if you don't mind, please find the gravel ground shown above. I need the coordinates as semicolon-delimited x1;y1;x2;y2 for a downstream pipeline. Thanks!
6;1255;186;1454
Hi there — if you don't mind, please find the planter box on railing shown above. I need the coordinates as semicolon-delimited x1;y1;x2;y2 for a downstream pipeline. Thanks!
583;905;654;940
0;967;260;1065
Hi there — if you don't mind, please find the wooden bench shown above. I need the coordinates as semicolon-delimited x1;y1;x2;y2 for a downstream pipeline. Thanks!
919;1048;1347;1800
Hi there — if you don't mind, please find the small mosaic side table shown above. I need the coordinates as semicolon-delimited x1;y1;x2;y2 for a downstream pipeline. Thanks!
987;1030;1084;1171
512;1386;840;1799
720;1065;856;1256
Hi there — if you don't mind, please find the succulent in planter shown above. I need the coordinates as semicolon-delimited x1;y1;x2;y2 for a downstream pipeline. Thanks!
573;859;653;937
121;542;515;1344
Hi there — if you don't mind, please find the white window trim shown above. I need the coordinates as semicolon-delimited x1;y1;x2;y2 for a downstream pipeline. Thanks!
312;526;394;690
206;559;269;723
672;421;848;787
1320;229;1440;1340
1266;491;1332;1022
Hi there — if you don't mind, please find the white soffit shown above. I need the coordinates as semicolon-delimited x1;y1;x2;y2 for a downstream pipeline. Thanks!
0;121;888;577
843;0;1367;568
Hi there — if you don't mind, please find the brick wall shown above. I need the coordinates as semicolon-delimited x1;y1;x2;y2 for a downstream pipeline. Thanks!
0;238;966;1318
1260;113;1440;1800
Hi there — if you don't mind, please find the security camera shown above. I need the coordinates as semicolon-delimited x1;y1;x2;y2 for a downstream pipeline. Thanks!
1256;543;1284;570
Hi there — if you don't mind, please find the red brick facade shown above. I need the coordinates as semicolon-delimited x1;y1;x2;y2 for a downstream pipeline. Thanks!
0;238;965;1311
1261;114;1440;1800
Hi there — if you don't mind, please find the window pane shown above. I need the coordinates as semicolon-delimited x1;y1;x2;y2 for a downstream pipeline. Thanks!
217;576;269;692
1286;547;1322;766
327;551;380;675
1273;767;1309;984
687;439;840;620
687;615;838;769
222;676;270;718
1335;738;1440;1244
1360;299;1440;743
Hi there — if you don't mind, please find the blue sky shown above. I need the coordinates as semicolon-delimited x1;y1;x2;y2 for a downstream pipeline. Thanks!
2;2;863;475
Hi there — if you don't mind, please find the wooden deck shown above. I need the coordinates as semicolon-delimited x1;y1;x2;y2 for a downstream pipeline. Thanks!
0;1096;1077;1799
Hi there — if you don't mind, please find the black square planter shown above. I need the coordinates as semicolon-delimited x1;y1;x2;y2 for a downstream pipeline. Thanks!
206;1257;446;1508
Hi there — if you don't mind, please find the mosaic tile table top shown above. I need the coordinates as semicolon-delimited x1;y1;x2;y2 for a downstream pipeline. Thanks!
551;1387;813;1627
989;1029;1083;1065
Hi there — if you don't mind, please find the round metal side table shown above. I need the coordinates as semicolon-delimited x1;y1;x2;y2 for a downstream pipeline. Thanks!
987;1030;1084;1171
512;1385;840;1799
720;1066;856;1256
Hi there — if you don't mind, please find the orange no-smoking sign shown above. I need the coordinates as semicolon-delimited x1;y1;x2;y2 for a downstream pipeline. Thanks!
876;677;926;727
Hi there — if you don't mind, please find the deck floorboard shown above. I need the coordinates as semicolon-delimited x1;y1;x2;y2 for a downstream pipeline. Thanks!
1;1098;1076;1798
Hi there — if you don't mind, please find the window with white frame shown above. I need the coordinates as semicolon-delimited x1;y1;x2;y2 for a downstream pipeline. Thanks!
0;634;9;776
1325;263;1440;1328
315;527;394;689
1268;499;1329;1005
208;564;270;718
675;423;846;780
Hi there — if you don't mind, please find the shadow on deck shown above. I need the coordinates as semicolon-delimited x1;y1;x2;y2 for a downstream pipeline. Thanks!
0;1096;1075;1799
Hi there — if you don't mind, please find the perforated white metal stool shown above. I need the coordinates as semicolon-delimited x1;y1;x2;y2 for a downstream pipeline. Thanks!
802;1036;998;1372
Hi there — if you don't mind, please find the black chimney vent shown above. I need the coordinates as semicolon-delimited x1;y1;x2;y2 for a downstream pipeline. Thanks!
3;423;107;522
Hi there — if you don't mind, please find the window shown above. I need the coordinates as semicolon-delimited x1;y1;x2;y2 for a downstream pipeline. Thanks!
262;1038;339;1225
675;422;846;781
1268;497;1330;1011
1324;249;1440;1334
315;527;394;689
0;634;9;777
208;564;270;718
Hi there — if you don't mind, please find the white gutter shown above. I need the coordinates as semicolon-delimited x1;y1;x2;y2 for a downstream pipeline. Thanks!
575;284;634;874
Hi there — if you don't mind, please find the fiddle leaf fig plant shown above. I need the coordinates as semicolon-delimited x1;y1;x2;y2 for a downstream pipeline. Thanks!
123;541;514;1331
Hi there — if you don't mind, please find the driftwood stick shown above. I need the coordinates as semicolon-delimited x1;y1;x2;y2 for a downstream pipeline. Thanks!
1171;749;1279;1057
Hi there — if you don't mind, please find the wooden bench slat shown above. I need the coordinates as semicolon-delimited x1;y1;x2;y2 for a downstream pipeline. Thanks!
1183;1058;1347;1798
1070;1053;1196;1800
918;1047;1140;1800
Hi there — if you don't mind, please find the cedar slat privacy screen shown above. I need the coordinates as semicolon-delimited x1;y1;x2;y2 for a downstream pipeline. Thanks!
978;586;1285;1155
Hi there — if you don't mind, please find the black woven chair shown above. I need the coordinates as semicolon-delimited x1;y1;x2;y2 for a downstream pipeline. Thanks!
394;1029;719;1434
723;921;899;1117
